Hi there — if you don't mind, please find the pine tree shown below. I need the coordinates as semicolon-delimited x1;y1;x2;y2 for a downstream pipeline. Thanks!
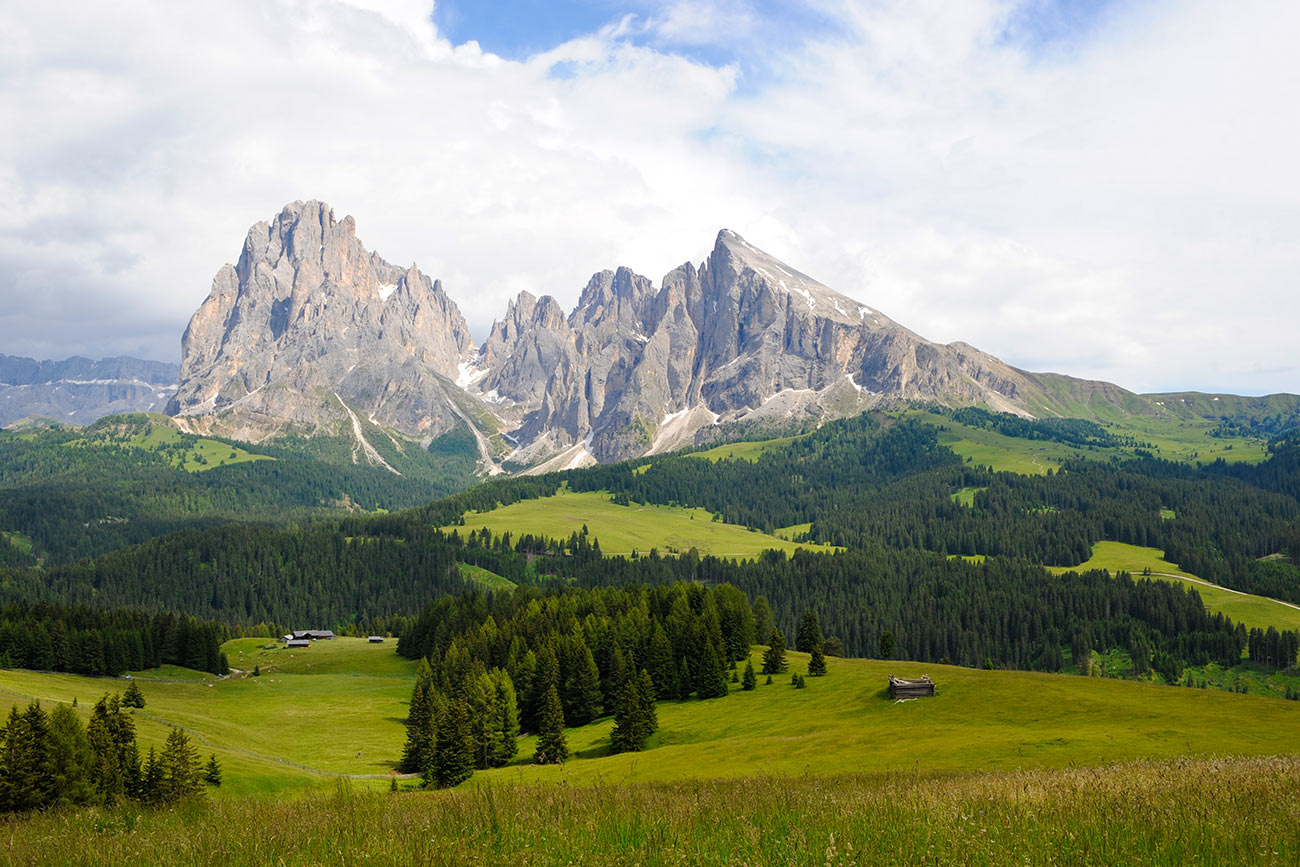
533;685;568;765
795;674;807;689
158;727;203;803
808;644;827;677
645;624;675;701
879;630;896;660
138;748;162;806
695;641;730;699
430;698;475;789
203;754;222;787
122;680;145;708
47;703;95;807
400;661;437;774
676;656;694;700
796;609;823;654
564;642;602;727
609;677;646;753
764;674;773;685
762;628;787;674
490;670;520;767
637;669;658;737
742;660;757;690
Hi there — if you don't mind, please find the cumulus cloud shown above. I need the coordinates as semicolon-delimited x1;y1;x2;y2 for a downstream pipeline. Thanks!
0;0;1295;395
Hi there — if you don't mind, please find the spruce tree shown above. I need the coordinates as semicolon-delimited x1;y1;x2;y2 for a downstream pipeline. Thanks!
879;630;896;660
808;644;827;677
203;754;222;787
676;657;693;700
742;660;757;690
645;624;675;700
752;596;776;648
762;628;788;674
47;703;95;807
400;661;436;773
122;680;145;708
534;685;568;765
430;698;475;789
490;670;520;767
609;677;646;753
564;642;602;727
695;641;730;699
796;609;823;654
158;727;203;803
637;669;658;737
138;748;162;806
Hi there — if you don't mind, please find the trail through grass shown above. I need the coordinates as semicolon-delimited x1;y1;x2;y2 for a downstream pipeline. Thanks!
1049;541;1300;632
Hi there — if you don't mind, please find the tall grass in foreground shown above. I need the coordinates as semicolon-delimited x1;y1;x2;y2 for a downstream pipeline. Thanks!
5;755;1300;865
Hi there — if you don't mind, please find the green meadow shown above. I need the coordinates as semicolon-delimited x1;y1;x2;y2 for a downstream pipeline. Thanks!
686;434;807;462
458;562;517;591
446;488;838;558
4;639;1298;804
6;756;1298;865
1049;541;1300;633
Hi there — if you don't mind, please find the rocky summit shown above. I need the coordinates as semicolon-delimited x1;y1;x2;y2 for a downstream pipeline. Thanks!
171;202;1143;472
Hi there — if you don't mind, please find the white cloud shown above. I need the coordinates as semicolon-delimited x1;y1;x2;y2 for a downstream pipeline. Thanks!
0;0;1296;395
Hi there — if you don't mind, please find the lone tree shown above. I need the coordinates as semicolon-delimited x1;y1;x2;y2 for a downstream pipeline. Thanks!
203;754;222;787
122;681;145;708
879;630;896;660
534;685;568;765
741;660;757;690
808;642;827;677
610;675;651;753
158;727;203;803
762;628;788;675
796;610;823;654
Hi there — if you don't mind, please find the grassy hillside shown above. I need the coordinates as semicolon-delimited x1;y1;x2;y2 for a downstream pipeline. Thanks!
5;755;1298;865
1049;541;1300;632
446;489;839;558
686;434;807;462
3;639;1297;802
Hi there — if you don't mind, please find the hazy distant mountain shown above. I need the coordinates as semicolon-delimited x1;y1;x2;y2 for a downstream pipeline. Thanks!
165;201;1192;472
0;354;178;427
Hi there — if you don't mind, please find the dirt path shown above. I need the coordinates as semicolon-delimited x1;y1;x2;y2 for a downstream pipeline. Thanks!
1149;572;1300;613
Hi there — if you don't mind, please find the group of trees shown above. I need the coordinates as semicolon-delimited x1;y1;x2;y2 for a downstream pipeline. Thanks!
397;582;759;786
0;692;213;813
0;602;229;676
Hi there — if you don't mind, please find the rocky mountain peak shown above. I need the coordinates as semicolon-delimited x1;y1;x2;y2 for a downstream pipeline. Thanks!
169;202;477;452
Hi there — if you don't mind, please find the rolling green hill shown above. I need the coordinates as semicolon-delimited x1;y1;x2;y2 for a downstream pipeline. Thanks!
3;638;1297;799
447;489;839;558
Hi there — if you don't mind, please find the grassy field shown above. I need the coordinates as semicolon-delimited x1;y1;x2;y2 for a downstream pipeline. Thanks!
1049;541;1300;632
686;434;807;462
4;638;1298;805
906;410;1271;475
447;489;838;558
6;755;1299;865
458;562;517;591
950;486;985;506
127;422;273;472
0;638;417;797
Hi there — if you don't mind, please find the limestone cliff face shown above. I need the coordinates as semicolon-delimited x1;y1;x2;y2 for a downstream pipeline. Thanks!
169;207;1141;470
0;355;178;428
170;201;475;442
467;230;1109;466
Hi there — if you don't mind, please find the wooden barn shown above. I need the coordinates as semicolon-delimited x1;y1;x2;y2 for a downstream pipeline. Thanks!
286;639;310;648
367;636;384;643
888;675;935;699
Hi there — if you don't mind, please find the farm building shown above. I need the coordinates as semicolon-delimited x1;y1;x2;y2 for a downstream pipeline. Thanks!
888;675;935;699
368;636;384;643
288;630;336;641
286;639;310;648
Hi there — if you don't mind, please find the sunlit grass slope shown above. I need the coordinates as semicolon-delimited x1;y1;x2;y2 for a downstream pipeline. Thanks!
1049;541;1300;632
2;639;1296;806
447;489;838;558
686;434;807;462
477;647;1300;789
0;638;417;796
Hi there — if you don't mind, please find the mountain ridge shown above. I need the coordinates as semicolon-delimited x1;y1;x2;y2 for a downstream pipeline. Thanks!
153;201;1295;470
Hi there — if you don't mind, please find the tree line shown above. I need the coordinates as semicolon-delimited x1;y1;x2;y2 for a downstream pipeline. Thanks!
0;602;229;676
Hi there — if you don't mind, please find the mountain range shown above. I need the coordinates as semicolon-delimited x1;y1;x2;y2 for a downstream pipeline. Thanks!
0;354;178;428
11;200;1293;471
164;200;1177;473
